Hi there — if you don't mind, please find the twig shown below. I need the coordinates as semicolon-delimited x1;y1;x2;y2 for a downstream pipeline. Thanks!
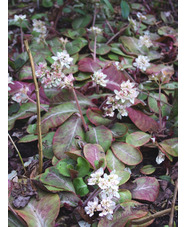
8;133;26;173
131;208;172;225
169;180;178;227
106;20;114;33
106;25;128;45
24;40;43;174
71;88;88;132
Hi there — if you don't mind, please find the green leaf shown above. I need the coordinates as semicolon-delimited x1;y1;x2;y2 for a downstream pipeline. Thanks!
53;115;85;160
62;28;86;39
86;108;112;126
140;165;156;175
26;124;37;134
126;131;151;147
85;125;113;152
102;0;114;13
38;166;75;192
18;134;38;143
73;177;89;197
42;0;53;7
159;138;178;157
59;192;80;207
8;210;26;227
42;132;55;159
8;103;20;116
118;189;132;203
106;149;125;172
76;157;90;177
89;41;111;55
56;159;76;177
66;38;88;55
72;14;92;29
121;0;130;20
111;142;143;166
116;170;131;185
109;123;128;138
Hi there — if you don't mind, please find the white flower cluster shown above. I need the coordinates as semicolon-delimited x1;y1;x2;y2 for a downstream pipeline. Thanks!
128;17;138;32
137;12;147;20
91;69;108;87
8;74;14;91
59;37;69;47
12;86;29;103
14;14;27;22
114;60;126;71
156;150;165;164
133;55;150;71
103;80;139;119
36;51;74;89
32;19;47;43
138;34;153;48
87;26;103;36
85;168;120;220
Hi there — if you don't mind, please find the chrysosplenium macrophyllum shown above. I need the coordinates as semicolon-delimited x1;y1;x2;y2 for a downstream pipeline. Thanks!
87;26;103;36
133;55;150;71
91;70;108;87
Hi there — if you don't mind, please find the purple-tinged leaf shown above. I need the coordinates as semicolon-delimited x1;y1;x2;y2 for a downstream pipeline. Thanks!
106;149;125;172
126;131;151;147
132;177;159;202
38;166;75;192
59;192;81;207
19;65;32;80
102;64;128;91
98;200;148;227
65;150;83;160
127;107;159;132
15;191;60;227
146;64;174;77
83;144;106;169
41;102;78;134
18;134;38;143
78;57;101;72
86;107;112;126
85;125;113;152
159;138;178;157
118;189;132;203
89;41;111;55
53;115;85;160
111;142;143;166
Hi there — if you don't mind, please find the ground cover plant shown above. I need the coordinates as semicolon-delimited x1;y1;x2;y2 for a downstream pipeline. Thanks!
8;0;178;226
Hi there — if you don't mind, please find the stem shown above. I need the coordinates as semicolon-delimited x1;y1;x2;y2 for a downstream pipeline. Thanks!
8;133;26;173
24;40;43;174
106;25;128;45
83;188;101;207
92;6;97;27
20;26;24;53
93;35;97;62
131;208;172;225
37;0;40;9
169;180;178;227
27;96;48;112
158;83;163;131
72;88;88;132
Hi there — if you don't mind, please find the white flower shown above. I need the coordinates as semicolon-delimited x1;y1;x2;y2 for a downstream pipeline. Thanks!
8;74;14;91
88;167;104;185
36;62;47;78
133;55;150;71
138;34;153;48
114;60;127;71
97;193;116;220
91;70;108;87
14;14;27;22
103;106;115;117
156;150;165;164
52;50;73;69
60;74;74;89
11;86;29;103
87;26;102;36
151;137;156;143
137;12;147;20
59;37;69;46
33;19;47;43
84;197;99;217
128;17;137;32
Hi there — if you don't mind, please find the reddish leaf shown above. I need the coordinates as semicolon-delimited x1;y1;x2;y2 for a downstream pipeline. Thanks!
132;177;159;202
78;57;101;72
102;64;128;91
86;107;112;126
53;115;84;160
15;191;60;227
98;200;148;227
83;144;106;169
106;149;125;172
127;107;159;132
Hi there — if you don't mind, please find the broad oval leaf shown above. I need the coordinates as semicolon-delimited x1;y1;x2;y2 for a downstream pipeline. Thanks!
86;108;112;126
116;170;131;185
38;166;75;192
127;107;159;132
118;189;132;203
140;165;156;175
109;123;128;138
66;38;88;55
18;134;38;143
98;200;148;227
126;131;151;147
15;191;60;227
19;65;32;80
159;138;178;157
111;142;143;166
72;14;92;29
85;125;113;152
73;177;89;197
89;41;111;55
83;144;106;169
41;102;78;134
106;149;125;172
59;191;81;208
121;0;130;19
53;115;85;160
78;57;101;73
132;177;159;202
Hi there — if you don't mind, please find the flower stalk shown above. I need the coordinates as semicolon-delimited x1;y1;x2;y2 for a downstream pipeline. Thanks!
24;40;43;174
